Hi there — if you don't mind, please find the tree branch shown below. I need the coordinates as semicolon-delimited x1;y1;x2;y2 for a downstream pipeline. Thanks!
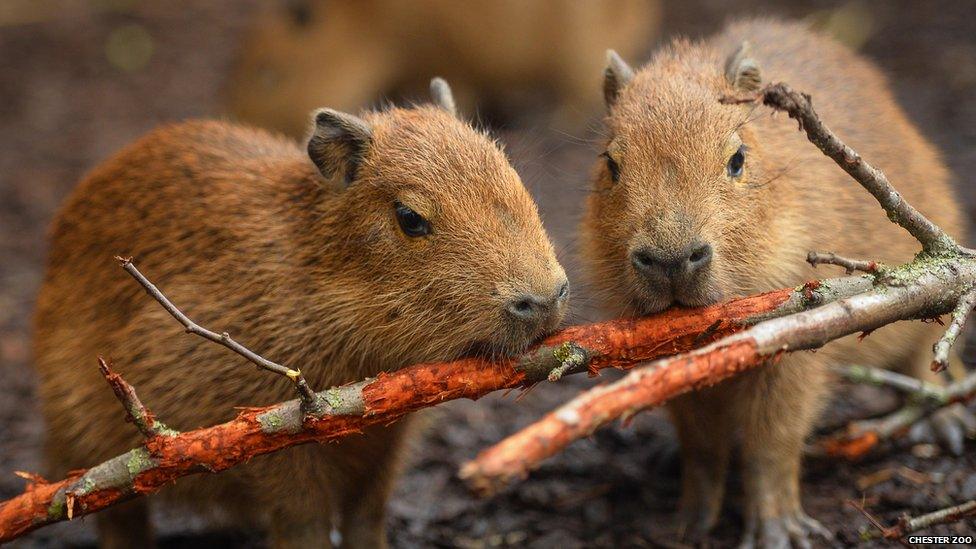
931;287;976;373
815;367;976;460
117;257;322;413
807;251;882;275
0;277;871;542
858;500;976;541
832;364;946;401
97;357;177;439
459;256;976;494
727;84;963;255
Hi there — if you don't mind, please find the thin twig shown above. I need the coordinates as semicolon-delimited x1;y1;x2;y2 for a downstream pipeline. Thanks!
755;84;961;255
932;287;976;373
816;368;976;459
847;499;910;547
870;500;976;540
807;251;882;275
116;257;322;413
97;357;177;438
833;364;946;403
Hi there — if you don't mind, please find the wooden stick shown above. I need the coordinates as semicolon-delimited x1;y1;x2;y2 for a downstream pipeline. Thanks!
1;275;867;542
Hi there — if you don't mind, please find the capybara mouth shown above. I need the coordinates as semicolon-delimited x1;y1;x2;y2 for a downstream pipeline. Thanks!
634;288;723;316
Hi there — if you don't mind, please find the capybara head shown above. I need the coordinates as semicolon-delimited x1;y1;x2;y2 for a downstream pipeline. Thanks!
583;45;775;315
307;79;569;363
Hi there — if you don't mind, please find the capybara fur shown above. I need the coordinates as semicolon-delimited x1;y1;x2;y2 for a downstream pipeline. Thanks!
582;19;966;547
34;82;568;548
226;0;659;136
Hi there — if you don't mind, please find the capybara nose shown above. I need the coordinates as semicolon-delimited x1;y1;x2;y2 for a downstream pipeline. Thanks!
631;241;713;282
506;279;569;327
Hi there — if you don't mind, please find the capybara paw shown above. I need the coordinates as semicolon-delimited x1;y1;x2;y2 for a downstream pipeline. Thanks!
738;512;833;549
909;403;976;456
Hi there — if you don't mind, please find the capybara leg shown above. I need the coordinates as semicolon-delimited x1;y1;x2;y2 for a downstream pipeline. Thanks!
737;361;833;548
668;390;732;538
738;445;831;549
338;450;398;549
261;448;336;548
96;498;154;549
337;423;413;549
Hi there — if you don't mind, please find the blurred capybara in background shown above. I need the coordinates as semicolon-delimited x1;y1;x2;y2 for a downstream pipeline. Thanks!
226;0;659;136
33;81;568;548
582;18;967;548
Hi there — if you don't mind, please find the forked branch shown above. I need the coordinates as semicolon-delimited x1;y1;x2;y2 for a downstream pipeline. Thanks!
0;276;872;542
117;257;321;412
97;357;176;439
816;366;976;459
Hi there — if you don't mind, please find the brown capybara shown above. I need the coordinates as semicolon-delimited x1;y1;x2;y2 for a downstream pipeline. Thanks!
226;0;660;137
33;79;569;548
581;19;969;547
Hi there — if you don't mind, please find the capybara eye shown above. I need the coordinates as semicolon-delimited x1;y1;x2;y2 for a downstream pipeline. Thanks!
394;201;432;237
602;152;620;183
727;145;746;178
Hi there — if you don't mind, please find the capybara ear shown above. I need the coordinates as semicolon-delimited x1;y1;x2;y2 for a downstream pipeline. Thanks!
604;49;635;109
724;41;762;92
429;77;458;117
307;108;373;186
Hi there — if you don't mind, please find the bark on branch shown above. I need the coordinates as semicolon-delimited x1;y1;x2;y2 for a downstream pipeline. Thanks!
0;275;870;542
97;357;177;439
460;256;976;494
807;251;882;275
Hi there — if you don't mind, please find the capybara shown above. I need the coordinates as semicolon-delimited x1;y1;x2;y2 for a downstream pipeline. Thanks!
582;19;967;547
226;0;660;136
34;79;569;548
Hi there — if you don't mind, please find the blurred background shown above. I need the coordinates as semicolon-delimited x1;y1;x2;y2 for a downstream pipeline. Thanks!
1;0;974;546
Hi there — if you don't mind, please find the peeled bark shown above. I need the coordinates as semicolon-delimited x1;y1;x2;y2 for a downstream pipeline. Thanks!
1;278;867;542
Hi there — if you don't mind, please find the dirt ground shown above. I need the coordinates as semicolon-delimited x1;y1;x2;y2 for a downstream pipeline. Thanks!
1;1;975;547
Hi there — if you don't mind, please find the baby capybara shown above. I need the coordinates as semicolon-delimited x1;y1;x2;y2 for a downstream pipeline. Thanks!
226;0;660;136
34;80;568;548
582;19;966;547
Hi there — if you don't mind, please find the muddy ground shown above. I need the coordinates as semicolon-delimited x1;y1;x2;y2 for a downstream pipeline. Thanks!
1;1;974;547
